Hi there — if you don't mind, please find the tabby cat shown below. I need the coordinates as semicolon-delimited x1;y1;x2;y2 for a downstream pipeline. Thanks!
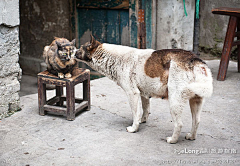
43;37;78;78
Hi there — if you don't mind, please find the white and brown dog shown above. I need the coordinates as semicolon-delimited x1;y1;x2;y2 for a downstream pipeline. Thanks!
75;35;213;143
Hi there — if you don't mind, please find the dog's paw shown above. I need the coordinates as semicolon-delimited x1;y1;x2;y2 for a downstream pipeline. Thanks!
185;133;196;140
65;73;72;78
126;126;137;133
58;73;64;79
140;117;147;123
166;137;178;144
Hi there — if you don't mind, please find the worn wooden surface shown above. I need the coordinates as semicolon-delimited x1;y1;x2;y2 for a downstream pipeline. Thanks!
212;7;240;17
76;0;129;9
212;8;240;80
217;16;238;81
238;20;240;72
38;77;46;116
38;68;90;120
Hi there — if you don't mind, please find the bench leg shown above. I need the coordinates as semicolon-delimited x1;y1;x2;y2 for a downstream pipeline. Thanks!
217;16;238;81
38;77;46;115
237;18;240;73
66;82;75;120
83;75;91;110
56;86;63;106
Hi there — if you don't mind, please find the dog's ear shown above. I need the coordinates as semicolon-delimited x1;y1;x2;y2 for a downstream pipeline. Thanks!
70;39;76;46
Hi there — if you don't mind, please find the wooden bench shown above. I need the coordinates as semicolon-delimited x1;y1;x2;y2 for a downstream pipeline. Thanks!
212;7;240;81
38;68;90;120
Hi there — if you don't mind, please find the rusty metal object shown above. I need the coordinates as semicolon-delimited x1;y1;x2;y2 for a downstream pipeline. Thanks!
38;68;90;120
138;9;146;49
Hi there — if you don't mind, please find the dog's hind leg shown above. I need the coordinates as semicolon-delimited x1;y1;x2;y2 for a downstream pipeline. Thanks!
167;94;187;144
126;91;142;133
141;96;150;123
186;96;204;140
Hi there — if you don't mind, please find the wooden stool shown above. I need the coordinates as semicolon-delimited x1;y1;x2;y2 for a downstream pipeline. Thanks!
38;68;90;120
212;7;240;81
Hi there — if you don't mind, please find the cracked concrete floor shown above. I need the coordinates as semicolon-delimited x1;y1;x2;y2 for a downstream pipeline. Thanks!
0;60;240;166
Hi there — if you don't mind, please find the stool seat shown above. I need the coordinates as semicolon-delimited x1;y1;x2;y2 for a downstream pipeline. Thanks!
212;7;240;81
38;68;91;120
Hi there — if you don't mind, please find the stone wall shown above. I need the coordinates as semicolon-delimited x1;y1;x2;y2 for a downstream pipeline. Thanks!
19;0;71;75
0;0;22;118
156;0;195;51
199;0;240;55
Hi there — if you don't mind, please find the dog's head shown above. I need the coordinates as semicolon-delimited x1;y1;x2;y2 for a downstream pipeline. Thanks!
75;35;101;62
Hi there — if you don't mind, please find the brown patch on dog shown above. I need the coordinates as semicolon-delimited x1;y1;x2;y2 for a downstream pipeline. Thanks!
144;51;170;85
145;49;207;84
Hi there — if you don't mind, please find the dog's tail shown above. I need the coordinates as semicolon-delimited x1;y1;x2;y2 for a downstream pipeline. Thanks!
188;64;213;98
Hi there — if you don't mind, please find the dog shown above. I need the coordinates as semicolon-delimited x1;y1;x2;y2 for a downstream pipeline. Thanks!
75;35;213;143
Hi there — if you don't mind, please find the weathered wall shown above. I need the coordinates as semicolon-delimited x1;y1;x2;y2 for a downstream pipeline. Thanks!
0;0;22;118
156;0;195;51
199;0;240;54
19;0;71;75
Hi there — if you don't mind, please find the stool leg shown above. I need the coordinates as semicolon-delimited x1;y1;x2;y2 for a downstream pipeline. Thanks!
217;16;238;81
83;75;91;110
38;77;46;116
237;19;240;73
66;82;75;120
56;86;63;106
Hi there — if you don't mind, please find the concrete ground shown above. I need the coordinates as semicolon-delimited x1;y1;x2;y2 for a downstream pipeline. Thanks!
0;60;240;166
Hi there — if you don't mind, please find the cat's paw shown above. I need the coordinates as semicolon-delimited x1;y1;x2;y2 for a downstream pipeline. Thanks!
58;73;64;78
65;73;72;78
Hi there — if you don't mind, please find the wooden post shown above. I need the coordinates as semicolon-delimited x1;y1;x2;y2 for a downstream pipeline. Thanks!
56;86;63;106
38;77;46;116
83;74;91;110
217;16;238;81
237;18;240;73
66;82;75;120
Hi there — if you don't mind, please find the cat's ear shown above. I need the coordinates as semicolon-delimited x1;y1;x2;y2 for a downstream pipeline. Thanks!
90;34;96;46
87;34;100;51
55;41;62;50
70;39;76;46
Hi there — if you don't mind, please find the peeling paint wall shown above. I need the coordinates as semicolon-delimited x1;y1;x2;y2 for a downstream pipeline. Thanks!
0;0;22;118
19;0;71;75
199;0;240;54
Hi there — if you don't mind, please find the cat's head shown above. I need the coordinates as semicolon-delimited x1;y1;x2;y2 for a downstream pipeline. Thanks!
75;35;101;62
56;39;76;61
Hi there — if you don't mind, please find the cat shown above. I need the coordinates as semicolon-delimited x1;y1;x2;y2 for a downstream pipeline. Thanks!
43;37;78;78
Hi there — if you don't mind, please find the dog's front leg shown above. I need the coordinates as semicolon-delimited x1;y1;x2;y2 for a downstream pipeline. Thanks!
126;92;141;133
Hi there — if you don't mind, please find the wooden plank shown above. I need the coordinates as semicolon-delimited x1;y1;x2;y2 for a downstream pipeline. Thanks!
56;86;63;106
129;0;138;48
38;77;46;116
60;96;83;103
66;82;75;120
144;0;152;49
212;7;240;17
237;19;240;72
83;75;91;110
107;10;120;44
46;96;60;105
43;105;67;115
75;101;89;114
76;0;129;10
217;16;238;81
